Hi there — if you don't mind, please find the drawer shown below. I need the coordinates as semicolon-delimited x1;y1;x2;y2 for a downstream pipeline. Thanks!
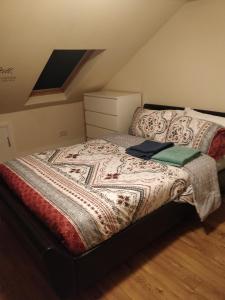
86;125;115;139
84;96;118;115
85;111;118;131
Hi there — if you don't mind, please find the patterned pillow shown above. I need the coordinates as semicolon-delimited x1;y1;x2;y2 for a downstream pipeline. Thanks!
129;107;183;142
166;115;225;159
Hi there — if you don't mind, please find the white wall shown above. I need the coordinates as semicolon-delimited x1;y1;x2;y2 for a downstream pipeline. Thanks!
107;0;225;112
0;102;85;162
0;0;189;161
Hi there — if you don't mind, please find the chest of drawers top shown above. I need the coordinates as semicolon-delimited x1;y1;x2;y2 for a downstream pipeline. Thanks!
84;90;141;115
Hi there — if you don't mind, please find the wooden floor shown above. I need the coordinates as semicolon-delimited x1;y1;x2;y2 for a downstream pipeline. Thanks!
1;200;225;300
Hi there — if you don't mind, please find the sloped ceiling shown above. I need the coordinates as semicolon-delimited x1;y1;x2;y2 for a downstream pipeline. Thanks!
0;0;187;114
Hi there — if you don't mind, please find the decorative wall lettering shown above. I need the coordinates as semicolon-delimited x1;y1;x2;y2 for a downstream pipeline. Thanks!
0;67;16;82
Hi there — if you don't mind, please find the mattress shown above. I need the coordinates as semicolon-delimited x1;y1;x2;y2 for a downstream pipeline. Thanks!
0;137;196;255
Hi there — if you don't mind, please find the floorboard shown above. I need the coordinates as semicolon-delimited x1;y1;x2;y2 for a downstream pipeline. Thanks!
1;199;225;300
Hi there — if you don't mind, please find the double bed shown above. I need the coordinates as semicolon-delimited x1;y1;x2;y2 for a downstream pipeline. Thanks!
0;103;224;298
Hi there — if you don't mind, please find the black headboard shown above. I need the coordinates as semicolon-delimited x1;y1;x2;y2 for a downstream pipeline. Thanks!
143;103;225;118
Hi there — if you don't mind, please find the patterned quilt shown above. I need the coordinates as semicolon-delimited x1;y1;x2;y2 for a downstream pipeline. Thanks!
0;139;193;255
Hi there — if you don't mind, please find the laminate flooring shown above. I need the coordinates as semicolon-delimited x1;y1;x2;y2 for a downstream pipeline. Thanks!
1;200;225;300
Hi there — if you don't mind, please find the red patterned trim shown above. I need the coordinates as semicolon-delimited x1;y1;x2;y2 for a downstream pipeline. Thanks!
208;128;225;160
0;164;86;254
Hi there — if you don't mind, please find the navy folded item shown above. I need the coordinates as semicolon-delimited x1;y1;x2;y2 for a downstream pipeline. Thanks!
126;140;174;160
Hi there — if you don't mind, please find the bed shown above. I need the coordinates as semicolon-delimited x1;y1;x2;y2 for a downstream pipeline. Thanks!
0;103;224;298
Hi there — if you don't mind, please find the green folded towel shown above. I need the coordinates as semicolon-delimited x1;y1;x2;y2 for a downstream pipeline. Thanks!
151;146;201;167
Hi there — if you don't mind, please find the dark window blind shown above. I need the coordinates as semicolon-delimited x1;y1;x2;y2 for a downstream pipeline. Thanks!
33;50;87;90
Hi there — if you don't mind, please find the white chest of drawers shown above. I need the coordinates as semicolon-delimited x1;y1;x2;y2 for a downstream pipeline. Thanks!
83;90;141;139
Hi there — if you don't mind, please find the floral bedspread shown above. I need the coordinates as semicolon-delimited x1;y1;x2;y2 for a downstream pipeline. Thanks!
0;139;192;255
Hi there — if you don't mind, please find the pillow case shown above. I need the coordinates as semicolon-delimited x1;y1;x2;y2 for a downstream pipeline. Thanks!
165;115;225;160
208;128;225;160
129;107;183;142
185;107;225;127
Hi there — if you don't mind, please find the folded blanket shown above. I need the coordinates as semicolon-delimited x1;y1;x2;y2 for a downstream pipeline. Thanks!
183;154;221;221
152;146;201;166
126;140;174;160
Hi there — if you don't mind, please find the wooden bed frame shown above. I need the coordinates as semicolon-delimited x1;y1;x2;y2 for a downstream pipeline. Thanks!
0;103;225;299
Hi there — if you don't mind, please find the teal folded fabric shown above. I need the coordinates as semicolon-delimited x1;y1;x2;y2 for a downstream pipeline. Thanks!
151;146;201;167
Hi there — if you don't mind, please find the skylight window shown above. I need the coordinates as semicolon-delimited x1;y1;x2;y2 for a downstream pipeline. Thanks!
31;49;103;96
33;50;86;91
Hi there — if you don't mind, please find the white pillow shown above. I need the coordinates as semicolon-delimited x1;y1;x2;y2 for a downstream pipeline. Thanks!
185;107;225;127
